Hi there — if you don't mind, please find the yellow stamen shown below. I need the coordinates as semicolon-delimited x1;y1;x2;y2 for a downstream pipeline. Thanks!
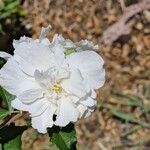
49;83;62;94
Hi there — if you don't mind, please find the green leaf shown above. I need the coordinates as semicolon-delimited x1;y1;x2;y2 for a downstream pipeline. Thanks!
0;0;25;20
0;58;6;68
3;1;19;11
48;124;77;150
0;108;9;119
0;86;15;111
64;48;76;56
0;124;27;143
0;135;21;150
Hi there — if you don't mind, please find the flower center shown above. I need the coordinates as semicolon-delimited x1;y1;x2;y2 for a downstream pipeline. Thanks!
49;83;63;94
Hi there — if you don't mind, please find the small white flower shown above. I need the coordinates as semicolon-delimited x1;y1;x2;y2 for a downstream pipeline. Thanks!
0;26;105;133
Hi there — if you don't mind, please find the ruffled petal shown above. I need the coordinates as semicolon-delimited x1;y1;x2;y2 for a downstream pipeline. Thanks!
52;34;64;45
61;68;89;98
67;51;105;89
50;44;65;65
11;98;29;111
55;98;79;126
0;51;12;60
0;57;39;96
76;40;98;51
18;89;43;104
39;25;51;40
11;98;48;116
13;36;33;49
31;103;56;134
34;69;53;88
77;104;87;118
80;97;96;107
40;38;50;46
91;90;96;99
12;98;56;134
14;41;54;76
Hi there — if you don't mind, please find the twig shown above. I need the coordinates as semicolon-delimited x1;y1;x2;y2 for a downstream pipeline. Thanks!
102;1;150;46
118;0;126;11
5;113;22;125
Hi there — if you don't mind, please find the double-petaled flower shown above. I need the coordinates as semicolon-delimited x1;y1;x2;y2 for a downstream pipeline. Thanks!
0;26;105;133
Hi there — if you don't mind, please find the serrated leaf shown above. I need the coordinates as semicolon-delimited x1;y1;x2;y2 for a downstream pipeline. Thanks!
0;86;15;111
0;108;9;119
48;124;77;150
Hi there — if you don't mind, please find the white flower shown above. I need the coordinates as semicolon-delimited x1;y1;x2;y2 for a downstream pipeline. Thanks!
0;26;105;133
52;34;99;52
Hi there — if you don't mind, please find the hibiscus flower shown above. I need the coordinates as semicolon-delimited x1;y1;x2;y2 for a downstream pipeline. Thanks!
0;26;105;133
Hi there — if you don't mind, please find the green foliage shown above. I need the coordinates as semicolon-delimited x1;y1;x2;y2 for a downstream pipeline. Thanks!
0;124;27;143
0;86;15;111
0;58;5;68
0;135;21;150
64;48;76;56
48;124;77;150
0;0;25;32
0;108;9;119
0;85;16;123
0;124;27;150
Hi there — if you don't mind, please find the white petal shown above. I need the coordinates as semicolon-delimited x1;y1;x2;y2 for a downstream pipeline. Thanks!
51;44;65;65
55;98;79;126
13;36;33;49
11;98;29;111
69;95;80;104
0;57;39;96
67;51;105;89
84;110;92;118
14;41;54;76
57;66;70;81
52;34;65;45
18;89;43;104
80;97;96;107
76;40;98;51
34;69;53;88
61;68;88;98
31;103;56;134
41;38;50;46
18;79;41;94
77;104;87;118
91;90;96;99
11;98;48;116
52;34;76;49
0;51;12;60
39;25;51;40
